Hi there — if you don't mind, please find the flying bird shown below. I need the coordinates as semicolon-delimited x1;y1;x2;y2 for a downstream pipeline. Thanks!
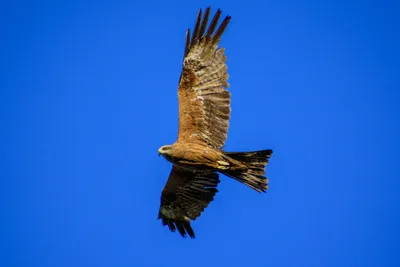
157;7;273;238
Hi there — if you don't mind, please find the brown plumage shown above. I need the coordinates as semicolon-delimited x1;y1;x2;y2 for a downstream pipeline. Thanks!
158;7;273;239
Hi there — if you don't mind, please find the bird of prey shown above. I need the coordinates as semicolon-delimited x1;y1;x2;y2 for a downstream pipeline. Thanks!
157;7;273;239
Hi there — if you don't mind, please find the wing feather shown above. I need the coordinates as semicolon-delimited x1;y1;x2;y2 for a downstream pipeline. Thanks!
158;166;220;238
198;7;210;38
192;9;203;44
177;7;232;149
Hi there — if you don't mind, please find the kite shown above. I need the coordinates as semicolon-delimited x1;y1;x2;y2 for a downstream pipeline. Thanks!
157;7;273;238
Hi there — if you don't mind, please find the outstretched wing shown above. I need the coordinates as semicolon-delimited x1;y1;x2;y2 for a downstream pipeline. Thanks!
158;166;220;238
177;7;231;149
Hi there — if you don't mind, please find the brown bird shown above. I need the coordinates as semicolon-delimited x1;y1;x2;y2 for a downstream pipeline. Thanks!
158;7;273;238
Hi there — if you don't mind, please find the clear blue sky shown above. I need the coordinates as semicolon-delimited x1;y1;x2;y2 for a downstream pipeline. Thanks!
2;0;399;266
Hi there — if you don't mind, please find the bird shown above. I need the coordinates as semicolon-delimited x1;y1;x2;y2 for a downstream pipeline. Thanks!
157;7;273;239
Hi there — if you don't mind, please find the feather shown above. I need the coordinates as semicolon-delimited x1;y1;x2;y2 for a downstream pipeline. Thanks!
158;166;219;238
177;7;232;149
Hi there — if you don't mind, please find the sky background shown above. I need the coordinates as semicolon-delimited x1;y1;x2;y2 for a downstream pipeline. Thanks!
1;0;399;266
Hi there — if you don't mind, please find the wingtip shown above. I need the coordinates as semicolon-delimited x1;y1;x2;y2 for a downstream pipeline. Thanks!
184;222;196;239
159;214;197;239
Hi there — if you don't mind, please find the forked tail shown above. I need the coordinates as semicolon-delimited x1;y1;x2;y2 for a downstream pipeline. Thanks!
223;149;273;192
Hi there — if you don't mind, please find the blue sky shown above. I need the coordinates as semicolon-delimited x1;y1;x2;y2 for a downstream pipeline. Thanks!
2;0;399;266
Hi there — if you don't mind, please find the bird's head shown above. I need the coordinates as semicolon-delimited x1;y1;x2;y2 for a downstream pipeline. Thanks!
158;145;173;158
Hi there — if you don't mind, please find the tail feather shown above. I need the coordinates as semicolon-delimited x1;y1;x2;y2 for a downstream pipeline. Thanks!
223;149;273;192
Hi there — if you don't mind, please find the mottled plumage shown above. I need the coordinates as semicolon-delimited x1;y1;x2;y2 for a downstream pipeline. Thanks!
157;7;273;239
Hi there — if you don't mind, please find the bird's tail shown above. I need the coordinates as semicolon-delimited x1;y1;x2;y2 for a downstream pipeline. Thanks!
223;149;273;192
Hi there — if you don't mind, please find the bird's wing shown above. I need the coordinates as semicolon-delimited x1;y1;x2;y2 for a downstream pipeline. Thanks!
158;165;220;238
177;7;231;149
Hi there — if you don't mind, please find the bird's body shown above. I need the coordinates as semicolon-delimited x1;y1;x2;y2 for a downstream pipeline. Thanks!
159;144;246;172
157;7;273;238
